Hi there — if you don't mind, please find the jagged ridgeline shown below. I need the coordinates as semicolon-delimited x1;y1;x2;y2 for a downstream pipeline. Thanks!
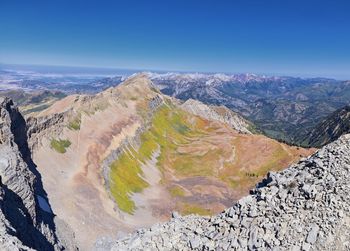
7;74;312;250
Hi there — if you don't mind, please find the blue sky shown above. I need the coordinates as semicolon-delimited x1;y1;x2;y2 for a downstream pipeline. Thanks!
1;0;350;78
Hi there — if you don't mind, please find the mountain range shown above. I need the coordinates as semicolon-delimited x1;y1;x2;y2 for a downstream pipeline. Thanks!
147;72;350;146
0;74;313;250
3;70;350;148
2;71;350;250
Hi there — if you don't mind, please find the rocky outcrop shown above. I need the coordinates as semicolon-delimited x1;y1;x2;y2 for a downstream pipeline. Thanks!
180;99;255;134
0;97;75;250
102;134;350;250
26;111;68;151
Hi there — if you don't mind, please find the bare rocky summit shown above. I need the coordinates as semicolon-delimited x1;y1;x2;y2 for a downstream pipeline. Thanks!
101;134;350;251
0;97;76;250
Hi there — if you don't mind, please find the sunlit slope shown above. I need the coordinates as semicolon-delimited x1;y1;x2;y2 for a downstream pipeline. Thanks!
31;74;165;249
109;101;313;216
30;74;314;249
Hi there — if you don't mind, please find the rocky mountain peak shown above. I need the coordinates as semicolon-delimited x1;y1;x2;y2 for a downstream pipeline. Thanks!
103;73;157;94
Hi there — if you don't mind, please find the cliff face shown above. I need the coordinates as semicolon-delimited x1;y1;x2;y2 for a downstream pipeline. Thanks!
0;97;75;250
104;134;350;251
26;111;68;152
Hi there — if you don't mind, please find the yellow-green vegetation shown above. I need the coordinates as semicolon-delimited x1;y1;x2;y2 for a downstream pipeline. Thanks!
50;139;71;153
110;104;210;213
109;101;308;217
140;104;215;177
68;114;81;130
109;101;309;215
109;147;149;214
181;203;211;216
169;185;186;197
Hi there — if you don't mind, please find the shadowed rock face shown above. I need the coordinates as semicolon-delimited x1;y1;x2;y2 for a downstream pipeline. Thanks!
0;97;76;250
304;105;350;147
103;134;350;251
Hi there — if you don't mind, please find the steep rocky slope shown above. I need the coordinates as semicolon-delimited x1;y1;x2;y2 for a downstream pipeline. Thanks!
303;105;350;147
180;99;256;134
104;134;350;251
0;98;76;250
28;74;312;249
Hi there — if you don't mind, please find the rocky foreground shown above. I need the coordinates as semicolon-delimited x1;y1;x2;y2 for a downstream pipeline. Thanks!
98;134;350;250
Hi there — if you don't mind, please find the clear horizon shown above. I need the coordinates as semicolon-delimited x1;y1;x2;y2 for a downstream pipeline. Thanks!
1;62;348;80
1;1;350;79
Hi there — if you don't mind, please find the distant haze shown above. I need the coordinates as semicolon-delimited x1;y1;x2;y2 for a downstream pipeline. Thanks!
1;63;349;81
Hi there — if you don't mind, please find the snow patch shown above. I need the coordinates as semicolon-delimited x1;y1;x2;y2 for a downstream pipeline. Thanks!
37;195;53;214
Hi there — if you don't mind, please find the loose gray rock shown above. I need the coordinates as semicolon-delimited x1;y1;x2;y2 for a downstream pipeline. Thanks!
306;225;319;244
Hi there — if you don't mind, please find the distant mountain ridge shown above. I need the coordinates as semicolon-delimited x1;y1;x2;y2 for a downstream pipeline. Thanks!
3;68;350;147
147;72;350;146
